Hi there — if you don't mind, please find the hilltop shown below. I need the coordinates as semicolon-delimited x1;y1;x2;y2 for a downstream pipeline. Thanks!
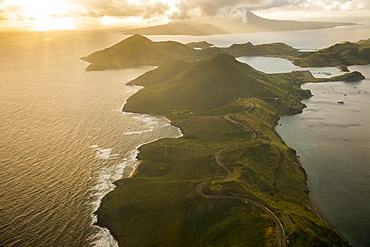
97;54;350;247
124;53;304;114
122;11;355;35
81;35;298;71
80;34;214;71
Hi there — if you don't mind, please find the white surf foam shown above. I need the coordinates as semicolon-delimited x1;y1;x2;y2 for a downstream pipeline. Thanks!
89;102;183;246
89;146;120;160
90;225;119;247
123;127;154;135
89;149;137;246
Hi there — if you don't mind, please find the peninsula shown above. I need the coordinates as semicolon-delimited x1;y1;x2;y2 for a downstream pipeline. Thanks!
97;54;351;246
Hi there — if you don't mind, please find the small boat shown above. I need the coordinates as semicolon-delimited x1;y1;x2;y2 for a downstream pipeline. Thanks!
337;100;345;104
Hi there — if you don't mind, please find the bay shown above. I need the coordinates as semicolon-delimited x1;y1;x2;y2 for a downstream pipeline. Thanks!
239;55;370;246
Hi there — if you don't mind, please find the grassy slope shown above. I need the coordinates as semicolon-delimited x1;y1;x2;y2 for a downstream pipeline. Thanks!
81;35;298;71
97;54;350;246
82;35;370;72
81;34;215;71
295;38;370;68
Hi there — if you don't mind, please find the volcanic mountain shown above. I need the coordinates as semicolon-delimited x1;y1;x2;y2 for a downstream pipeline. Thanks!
122;11;355;35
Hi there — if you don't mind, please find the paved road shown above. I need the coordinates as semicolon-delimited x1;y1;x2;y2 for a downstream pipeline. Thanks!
196;101;286;247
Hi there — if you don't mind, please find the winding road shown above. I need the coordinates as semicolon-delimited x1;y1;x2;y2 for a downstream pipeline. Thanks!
196;100;286;247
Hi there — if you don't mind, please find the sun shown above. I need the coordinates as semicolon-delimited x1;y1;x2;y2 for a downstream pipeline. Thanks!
30;17;77;32
0;0;180;31
3;0;77;31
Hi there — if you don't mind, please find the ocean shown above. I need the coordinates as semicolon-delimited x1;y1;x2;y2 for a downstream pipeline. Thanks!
0;30;182;246
0;18;369;246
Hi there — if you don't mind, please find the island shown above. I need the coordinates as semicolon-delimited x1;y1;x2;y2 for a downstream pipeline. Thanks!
121;11;355;36
96;53;351;246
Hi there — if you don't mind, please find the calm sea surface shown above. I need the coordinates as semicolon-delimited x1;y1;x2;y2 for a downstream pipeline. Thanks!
0;31;181;246
240;56;370;247
0;19;369;246
276;65;370;247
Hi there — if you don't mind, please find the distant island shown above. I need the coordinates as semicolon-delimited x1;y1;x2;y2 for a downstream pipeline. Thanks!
121;11;355;36
81;34;370;72
96;53;353;246
81;34;299;71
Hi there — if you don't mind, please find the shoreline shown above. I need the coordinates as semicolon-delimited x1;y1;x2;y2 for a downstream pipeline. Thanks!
276;115;353;246
93;93;183;246
275;76;370;247
94;129;183;246
92;54;355;246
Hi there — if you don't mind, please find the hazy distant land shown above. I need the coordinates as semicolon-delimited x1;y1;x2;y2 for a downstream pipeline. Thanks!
121;11;356;36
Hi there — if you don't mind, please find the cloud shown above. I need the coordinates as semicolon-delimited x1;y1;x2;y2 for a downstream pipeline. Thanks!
0;0;369;23
169;0;369;20
171;0;262;19
0;0;172;21
252;0;370;11
72;0;171;19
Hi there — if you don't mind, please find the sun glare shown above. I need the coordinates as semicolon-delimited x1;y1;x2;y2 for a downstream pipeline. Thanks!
31;17;77;31
2;0;77;31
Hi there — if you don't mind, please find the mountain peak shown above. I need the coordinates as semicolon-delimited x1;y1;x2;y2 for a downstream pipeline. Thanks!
114;34;153;48
126;34;151;42
245;11;264;23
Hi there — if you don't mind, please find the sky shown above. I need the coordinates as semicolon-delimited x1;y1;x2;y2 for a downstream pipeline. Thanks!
0;0;369;31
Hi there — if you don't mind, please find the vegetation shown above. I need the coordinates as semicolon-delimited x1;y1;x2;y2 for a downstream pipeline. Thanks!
186;41;215;49
294;38;370;68
97;54;350;246
81;35;298;71
82;35;369;73
81;34;215;71
275;70;365;84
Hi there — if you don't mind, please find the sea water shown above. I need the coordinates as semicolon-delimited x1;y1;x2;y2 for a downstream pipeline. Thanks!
0;31;181;246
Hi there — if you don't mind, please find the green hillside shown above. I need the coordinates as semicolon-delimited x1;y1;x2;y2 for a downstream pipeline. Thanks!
81;35;298;71
97;54;350;247
81;34;216;71
124;54;293;114
82;35;370;71
295;38;370;68
225;42;299;57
